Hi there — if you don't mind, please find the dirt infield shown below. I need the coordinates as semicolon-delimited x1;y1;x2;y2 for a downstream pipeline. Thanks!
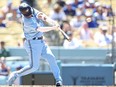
0;86;116;87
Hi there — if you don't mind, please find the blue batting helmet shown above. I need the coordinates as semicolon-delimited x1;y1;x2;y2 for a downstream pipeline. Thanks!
19;3;32;17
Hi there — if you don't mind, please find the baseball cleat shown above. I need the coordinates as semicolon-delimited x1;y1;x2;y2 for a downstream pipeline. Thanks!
56;80;62;87
7;73;18;86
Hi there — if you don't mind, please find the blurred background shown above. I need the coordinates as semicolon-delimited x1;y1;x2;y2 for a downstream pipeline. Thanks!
0;0;116;86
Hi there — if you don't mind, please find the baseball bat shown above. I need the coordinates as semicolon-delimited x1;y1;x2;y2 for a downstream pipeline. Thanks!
58;28;70;41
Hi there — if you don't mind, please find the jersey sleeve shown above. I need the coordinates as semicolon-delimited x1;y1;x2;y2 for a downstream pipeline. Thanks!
33;8;40;18
33;8;57;26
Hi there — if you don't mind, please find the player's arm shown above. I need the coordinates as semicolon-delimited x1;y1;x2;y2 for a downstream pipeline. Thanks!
36;26;58;32
36;12;59;32
38;12;58;25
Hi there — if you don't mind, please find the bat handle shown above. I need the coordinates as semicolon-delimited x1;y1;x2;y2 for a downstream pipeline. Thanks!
58;28;71;41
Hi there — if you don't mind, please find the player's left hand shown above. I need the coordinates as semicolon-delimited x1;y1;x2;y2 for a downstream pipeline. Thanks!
54;21;59;27
53;25;60;30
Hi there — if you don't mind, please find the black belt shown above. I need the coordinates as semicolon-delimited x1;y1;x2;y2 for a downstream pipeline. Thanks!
32;36;43;40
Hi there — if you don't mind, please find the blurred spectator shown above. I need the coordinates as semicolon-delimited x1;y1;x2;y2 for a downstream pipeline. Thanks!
50;4;66;22
0;41;10;58
5;8;21;23
71;0;83;8
0;0;115;48
11;8;19;22
60;21;74;45
78;21;95;47
84;0;95;8
94;25;112;47
106;5;114;17
70;9;84;28
0;59;10;76
1;0;21;23
39;0;54;15
99;5;114;21
0;15;6;28
44;0;53;8
78;21;94;40
61;20;74;37
56;0;66;7
93;3;105;20
63;31;83;49
85;10;99;28
63;1;76;17
1;0;13;20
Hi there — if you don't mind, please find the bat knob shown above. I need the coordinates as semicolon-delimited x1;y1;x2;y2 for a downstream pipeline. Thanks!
67;38;71;42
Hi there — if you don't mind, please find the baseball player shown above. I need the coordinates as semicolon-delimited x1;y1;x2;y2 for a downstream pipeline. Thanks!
7;3;62;86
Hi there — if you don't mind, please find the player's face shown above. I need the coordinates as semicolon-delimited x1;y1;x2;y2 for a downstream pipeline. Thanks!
21;9;32;18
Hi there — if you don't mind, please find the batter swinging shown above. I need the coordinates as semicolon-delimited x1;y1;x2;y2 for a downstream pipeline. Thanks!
7;2;62;86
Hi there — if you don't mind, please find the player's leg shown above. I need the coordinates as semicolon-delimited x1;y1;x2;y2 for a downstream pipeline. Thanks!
7;40;43;85
41;44;62;86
